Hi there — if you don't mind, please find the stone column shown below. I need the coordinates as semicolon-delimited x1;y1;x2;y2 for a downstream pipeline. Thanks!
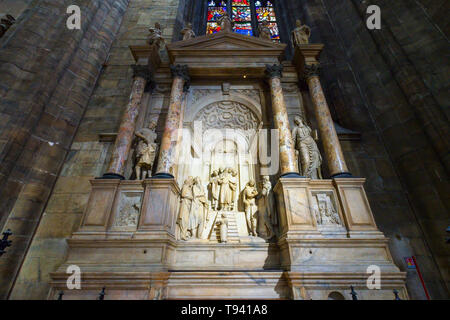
304;64;350;178
266;64;300;177
103;65;151;179
154;64;190;178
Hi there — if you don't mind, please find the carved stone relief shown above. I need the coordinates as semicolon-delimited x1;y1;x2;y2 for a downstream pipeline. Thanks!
197;101;259;131
311;192;341;226
114;192;142;227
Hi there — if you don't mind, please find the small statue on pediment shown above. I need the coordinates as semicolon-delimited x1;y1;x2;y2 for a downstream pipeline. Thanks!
217;12;233;32
291;19;311;47
181;22;196;41
148;22;164;49
258;20;272;41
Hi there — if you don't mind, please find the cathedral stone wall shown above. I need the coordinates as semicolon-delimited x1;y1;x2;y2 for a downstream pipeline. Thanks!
0;0;448;299
6;0;181;300
288;0;449;299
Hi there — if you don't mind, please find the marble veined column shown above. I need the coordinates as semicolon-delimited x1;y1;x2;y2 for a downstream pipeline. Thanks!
103;65;151;179
266;64;300;177
154;64;190;178
305;64;350;177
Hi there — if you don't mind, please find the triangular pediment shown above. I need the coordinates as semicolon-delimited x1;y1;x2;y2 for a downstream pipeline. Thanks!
167;31;286;51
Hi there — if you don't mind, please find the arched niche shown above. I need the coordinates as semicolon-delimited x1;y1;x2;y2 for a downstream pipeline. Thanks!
178;96;262;205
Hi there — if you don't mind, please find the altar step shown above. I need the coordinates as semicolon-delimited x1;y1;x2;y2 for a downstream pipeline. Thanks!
210;211;240;243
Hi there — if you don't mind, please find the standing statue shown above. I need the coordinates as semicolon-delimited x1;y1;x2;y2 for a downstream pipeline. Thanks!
190;177;208;239
218;168;233;211
209;170;220;210
291;19;311;47
134;122;158;180
260;176;275;239
292;116;323;179
148;22;164;49
216;213;229;243
243;180;259;236
177;177;194;240
217;12;232;32
181;22;196;41
258;20;272;41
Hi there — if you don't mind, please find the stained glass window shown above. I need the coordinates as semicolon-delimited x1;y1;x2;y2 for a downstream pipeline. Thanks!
207;1;227;34
205;0;280;42
256;0;279;42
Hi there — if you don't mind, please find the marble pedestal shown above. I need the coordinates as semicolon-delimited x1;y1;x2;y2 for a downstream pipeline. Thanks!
50;178;407;300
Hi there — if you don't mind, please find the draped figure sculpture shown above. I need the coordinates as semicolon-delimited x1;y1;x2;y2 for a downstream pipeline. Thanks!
243;180;258;236
217;12;232;32
134;121;158;180
218;168;236;211
181;22;196;41
148;22;164;49
209;170;220;211
178;177;194;240
291;19;311;47
258;20;272;41
216;213;229;243
292;116;323;179
260;176;276;239
191;177;208;239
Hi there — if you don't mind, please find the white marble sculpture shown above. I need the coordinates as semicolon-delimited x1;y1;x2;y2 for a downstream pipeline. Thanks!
243;180;259;236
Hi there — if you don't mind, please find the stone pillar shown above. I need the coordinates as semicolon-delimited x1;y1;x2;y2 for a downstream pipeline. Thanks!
304;64;350;178
154;64;190;178
266;64;300;177
103;65;151;180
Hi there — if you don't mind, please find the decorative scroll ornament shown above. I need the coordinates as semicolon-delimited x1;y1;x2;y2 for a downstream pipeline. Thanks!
265;64;283;79
196;101;259;131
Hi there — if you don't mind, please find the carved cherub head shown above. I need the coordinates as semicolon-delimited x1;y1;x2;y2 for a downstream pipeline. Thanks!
248;180;256;187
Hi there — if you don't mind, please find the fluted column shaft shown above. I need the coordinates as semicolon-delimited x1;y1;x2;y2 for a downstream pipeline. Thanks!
104;65;151;179
305;65;350;177
266;64;300;176
155;65;190;178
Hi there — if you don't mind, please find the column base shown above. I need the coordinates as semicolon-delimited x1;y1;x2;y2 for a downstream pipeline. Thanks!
280;172;304;178
152;172;175;179
331;172;352;178
98;173;126;180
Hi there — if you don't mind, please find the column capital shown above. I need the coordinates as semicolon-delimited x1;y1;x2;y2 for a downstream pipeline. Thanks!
303;63;321;79
170;64;190;82
265;64;284;79
132;64;152;81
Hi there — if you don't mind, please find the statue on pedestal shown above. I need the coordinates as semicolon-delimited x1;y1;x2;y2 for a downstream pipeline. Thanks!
292;116;323;179
243;180;258;236
258;20;272;41
134;121;158;180
291;19;311;47
178;177;194;240
181;22;196;41
216;213;229;243
217;12;232;32
148;22;164;49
